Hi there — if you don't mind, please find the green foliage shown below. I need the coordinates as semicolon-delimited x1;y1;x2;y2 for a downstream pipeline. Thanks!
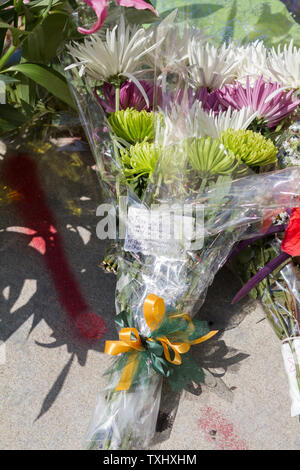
7;63;74;108
231;239;299;341
0;0;79;137
154;0;300;47
22;12;73;63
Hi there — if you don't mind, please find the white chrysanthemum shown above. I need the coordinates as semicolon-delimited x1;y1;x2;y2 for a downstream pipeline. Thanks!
234;41;268;85
187;40;238;89
160;102;257;144
66;16;160;82
146;21;208;77
267;41;300;90
199;106;258;139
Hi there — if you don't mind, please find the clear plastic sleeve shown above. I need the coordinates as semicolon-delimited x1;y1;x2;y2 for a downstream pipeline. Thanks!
62;2;300;449
231;236;300;416
262;244;300;417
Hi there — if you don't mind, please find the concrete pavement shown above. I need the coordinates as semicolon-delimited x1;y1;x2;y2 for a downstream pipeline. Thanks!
0;142;299;450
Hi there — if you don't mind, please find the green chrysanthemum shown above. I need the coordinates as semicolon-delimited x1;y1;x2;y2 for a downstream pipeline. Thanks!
157;144;187;182
221;129;278;168
186;136;238;176
121;142;161;198
121;141;160;179
108;109;158;144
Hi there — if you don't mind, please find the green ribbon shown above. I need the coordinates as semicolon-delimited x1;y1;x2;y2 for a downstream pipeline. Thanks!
109;308;212;392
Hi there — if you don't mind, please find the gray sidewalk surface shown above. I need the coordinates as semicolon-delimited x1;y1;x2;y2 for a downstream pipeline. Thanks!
0;143;299;450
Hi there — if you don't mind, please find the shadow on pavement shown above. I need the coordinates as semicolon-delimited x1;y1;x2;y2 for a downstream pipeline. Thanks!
0;142;255;442
0;143;117;419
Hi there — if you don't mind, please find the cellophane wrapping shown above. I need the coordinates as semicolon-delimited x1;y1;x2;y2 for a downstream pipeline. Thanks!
62;3;300;449
231;121;300;417
232;236;300;416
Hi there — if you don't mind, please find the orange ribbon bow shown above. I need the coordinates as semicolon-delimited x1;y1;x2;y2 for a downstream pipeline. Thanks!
105;294;218;391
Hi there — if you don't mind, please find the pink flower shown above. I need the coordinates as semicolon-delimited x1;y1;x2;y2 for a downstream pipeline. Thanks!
95;80;159;112
195;87;225;113
78;0;158;34
172;87;224;114
217;76;300;128
174;88;198;110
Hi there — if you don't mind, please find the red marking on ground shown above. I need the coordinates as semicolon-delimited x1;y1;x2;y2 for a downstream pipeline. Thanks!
2;154;107;341
76;312;107;340
29;236;46;255
198;407;248;450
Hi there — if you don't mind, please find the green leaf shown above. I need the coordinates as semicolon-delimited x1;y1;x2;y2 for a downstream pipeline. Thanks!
0;21;27;35
0;1;13;11
0;74;20;84
20;99;34;117
0;8;15;25
22;3;36;27
27;0;62;10
154;0;300;47
0;21;13;29
0;103;27;125
15;74;35;106
0;117;19;133
22;12;70;62
0;21;27;47
158;2;223;21
14;0;23;14
6;63;75;109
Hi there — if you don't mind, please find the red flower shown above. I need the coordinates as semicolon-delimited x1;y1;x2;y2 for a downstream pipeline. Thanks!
281;208;300;256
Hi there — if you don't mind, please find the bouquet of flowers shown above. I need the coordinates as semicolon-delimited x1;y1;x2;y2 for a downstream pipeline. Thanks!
62;0;300;450
214;5;300;418
230;119;300;418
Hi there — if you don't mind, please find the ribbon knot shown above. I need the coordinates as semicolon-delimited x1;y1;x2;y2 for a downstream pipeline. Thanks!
105;327;144;356
104;294;218;391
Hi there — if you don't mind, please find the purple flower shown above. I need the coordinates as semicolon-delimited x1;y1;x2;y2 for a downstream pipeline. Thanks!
95;80;159;112
173;87;224;113
217;76;300;128
195;87;225;113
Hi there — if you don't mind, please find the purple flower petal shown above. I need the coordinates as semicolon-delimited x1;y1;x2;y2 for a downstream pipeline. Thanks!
232;252;291;304
94;80;159;112
217;76;300;128
228;224;287;260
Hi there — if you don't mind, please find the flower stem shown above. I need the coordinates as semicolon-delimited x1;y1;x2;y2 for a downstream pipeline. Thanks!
199;177;207;193
115;85;120;112
42;0;53;18
0;45;17;71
